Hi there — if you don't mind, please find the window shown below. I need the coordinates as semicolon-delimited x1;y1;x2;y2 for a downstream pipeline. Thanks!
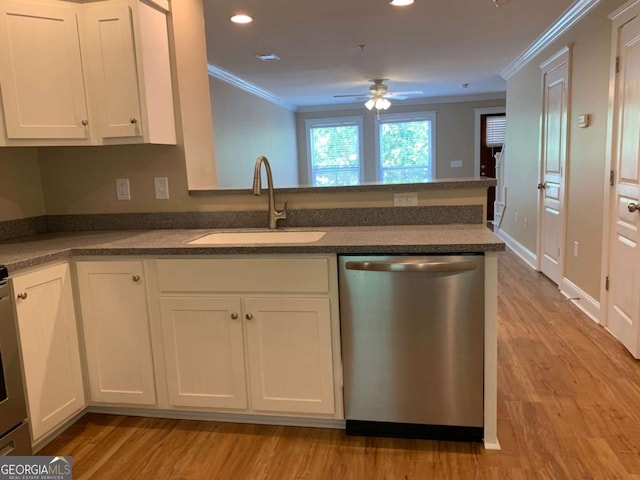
485;115;506;147
305;117;363;187
377;112;435;183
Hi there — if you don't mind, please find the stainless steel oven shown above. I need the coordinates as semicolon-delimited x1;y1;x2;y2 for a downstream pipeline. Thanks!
0;266;31;455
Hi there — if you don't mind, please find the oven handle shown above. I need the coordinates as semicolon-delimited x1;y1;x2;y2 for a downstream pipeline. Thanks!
0;440;15;456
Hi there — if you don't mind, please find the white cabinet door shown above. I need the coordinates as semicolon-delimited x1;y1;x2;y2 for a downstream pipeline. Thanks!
0;1;89;140
12;263;85;442
82;2;142;139
76;261;156;405
160;297;247;410
244;297;335;415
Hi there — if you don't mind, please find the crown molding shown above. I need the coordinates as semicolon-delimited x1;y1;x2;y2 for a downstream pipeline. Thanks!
207;64;296;111
296;92;506;113
500;0;601;80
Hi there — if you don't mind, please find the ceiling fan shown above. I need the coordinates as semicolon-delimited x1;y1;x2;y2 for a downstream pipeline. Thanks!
333;79;424;111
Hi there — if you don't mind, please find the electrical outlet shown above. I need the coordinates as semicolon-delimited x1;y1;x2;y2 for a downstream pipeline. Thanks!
154;177;170;200
573;241;579;257
115;178;131;200
450;160;463;168
393;192;418;207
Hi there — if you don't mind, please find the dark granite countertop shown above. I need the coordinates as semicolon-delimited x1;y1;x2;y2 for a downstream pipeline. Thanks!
0;225;505;274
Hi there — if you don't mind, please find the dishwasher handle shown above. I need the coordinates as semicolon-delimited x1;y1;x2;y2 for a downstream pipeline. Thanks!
344;260;477;273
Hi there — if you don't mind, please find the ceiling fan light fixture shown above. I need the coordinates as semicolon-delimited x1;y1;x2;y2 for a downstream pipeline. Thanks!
389;0;414;6
365;99;376;110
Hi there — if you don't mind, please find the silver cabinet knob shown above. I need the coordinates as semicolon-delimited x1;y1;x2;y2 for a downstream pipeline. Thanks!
132;275;141;282
245;313;253;320
628;202;640;213
81;119;89;126
17;292;27;300
130;117;138;125
230;313;238;320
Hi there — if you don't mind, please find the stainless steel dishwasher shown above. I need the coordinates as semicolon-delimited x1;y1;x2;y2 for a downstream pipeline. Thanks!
339;254;484;442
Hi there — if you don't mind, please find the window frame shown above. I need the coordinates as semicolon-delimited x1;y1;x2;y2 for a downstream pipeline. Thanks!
304;116;364;187
374;110;437;183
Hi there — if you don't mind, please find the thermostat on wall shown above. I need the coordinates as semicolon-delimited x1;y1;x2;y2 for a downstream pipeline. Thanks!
577;114;590;128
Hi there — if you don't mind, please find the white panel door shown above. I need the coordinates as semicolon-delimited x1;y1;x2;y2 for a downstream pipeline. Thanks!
160;297;247;410
82;2;143;139
244;297;335;415
76;262;156;405
539;48;570;285
12;264;85;442
0;1;89;139
607;15;640;358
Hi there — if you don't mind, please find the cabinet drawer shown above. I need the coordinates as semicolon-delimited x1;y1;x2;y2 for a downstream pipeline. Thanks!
156;257;330;293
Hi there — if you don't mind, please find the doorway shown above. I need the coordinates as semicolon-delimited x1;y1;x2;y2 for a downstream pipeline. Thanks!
475;107;506;224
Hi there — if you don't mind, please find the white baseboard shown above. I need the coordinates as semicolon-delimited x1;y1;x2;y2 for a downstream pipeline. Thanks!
494;228;537;270
560;277;601;324
87;406;346;430
483;439;501;450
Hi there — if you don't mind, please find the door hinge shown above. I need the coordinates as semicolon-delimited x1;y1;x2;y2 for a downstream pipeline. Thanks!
616;57;620;74
605;276;610;291
610;170;615;186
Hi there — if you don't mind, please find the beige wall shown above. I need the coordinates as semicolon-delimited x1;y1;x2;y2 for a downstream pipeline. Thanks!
0;148;45;221
503;0;626;300
296;98;506;184
210;78;298;188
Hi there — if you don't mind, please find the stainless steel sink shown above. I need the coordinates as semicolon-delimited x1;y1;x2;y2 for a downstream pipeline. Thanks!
188;230;326;245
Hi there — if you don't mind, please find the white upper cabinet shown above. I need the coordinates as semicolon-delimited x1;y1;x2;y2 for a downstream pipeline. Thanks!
0;0;176;146
0;1;90;141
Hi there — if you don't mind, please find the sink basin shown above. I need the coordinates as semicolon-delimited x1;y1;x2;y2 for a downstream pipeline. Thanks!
188;230;326;245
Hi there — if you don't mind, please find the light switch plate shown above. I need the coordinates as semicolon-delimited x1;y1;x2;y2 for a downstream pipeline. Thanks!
577;114;590;128
154;177;170;200
115;178;131;200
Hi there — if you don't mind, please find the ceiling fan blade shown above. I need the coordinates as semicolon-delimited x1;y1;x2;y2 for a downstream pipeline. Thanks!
333;93;371;98
390;95;409;100
386;90;424;97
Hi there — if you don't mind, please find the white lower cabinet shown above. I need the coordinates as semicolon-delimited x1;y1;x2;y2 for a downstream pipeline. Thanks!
154;256;340;418
12;263;85;442
159;297;247;410
244;297;335;415
76;261;156;405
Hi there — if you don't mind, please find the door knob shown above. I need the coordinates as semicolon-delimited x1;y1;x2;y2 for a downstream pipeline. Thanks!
628;202;640;213
17;292;27;300
537;182;547;190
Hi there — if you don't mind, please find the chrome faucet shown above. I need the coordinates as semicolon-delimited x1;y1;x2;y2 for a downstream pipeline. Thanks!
253;155;287;229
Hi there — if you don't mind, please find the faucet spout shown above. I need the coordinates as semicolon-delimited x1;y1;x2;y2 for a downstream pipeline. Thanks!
252;156;287;229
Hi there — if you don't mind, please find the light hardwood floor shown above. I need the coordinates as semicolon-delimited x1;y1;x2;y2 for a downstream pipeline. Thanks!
41;250;640;479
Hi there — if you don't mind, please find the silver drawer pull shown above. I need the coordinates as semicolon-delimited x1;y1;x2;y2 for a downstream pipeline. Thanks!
132;275;141;282
17;292;27;300
245;313;254;320
231;313;238;320
130;117;138;124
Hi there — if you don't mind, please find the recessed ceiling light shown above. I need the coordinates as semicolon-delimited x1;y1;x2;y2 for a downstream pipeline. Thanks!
389;0;414;6
256;53;280;61
230;14;253;24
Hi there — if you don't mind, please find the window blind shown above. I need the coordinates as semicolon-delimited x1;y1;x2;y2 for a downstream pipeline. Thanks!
485;116;506;147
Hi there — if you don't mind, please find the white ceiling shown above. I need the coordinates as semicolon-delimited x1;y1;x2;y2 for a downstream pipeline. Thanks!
202;0;577;108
